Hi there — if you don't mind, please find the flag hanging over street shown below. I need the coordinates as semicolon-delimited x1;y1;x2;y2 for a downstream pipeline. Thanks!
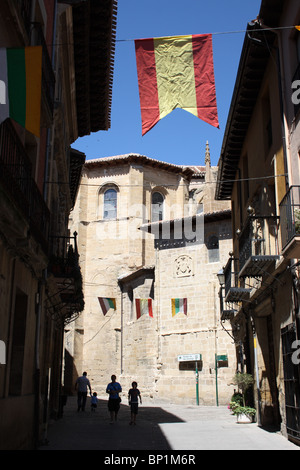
135;298;153;319
0;47;42;137
135;34;219;135
171;298;187;317
98;297;116;316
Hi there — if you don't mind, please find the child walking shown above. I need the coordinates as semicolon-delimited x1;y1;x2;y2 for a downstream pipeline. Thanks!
128;381;142;425
91;392;98;412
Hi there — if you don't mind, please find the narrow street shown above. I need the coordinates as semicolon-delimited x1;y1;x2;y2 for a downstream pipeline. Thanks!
38;396;299;452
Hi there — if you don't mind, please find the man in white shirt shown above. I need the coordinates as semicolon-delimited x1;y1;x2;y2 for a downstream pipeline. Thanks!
75;372;92;411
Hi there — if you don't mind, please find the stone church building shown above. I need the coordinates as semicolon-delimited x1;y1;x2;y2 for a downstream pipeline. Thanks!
65;145;237;405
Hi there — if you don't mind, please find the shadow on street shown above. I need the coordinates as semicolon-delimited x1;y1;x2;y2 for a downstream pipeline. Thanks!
39;397;184;450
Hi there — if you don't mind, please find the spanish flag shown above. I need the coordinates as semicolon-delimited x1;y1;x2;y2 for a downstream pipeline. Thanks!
0;47;42;137
135;34;219;135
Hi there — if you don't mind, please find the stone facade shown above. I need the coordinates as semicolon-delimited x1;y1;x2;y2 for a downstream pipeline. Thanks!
67;148;236;405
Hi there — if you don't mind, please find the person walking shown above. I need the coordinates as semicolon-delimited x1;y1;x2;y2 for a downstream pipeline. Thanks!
75;371;92;411
106;374;122;423
91;392;98;412
128;381;142;425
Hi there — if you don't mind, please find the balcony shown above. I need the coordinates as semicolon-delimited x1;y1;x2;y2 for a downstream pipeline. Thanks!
238;215;280;278
0;119;50;253
48;232;84;325
280;186;300;259
224;257;251;304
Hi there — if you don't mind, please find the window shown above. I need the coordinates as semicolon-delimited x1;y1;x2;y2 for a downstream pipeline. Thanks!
103;188;117;219
151;192;164;222
207;235;219;263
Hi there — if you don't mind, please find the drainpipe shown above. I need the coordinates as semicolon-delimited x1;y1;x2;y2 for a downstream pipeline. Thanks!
120;286;124;375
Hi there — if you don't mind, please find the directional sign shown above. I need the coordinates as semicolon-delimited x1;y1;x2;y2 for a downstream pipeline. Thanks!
178;354;202;362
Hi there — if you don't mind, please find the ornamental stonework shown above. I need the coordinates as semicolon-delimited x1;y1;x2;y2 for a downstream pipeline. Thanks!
174;255;193;277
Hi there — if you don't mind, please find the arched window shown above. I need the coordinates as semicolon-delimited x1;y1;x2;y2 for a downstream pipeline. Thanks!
103;188;117;219
151;191;164;222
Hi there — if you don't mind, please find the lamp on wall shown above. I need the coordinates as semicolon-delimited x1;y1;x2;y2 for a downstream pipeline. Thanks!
217;268;225;287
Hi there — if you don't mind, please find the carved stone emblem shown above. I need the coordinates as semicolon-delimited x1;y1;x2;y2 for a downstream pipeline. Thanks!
174;255;193;277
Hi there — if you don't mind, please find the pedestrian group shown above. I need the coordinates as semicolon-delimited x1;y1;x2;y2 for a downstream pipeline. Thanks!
75;372;142;424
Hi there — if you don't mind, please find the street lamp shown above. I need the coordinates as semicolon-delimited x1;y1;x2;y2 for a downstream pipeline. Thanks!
217;268;225;287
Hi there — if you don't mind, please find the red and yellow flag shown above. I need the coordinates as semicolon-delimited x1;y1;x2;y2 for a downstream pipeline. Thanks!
135;34;219;135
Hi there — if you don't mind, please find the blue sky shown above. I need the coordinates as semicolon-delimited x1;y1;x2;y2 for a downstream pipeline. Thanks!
72;0;262;167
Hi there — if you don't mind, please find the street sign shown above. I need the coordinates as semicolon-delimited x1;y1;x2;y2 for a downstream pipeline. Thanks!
177;354;202;362
216;354;228;362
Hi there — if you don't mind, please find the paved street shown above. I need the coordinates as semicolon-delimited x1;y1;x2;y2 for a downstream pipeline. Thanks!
38;396;299;452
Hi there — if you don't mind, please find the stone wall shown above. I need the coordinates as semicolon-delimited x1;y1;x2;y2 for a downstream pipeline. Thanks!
66;154;236;405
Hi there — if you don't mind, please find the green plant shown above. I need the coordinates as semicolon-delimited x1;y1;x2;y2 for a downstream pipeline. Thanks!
295;208;300;234
230;402;256;419
230;373;256;421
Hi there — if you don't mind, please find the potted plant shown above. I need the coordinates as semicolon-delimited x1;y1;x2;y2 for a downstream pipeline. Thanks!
229;372;256;423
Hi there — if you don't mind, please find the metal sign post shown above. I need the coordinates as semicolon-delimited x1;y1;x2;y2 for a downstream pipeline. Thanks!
178;354;202;406
195;361;199;406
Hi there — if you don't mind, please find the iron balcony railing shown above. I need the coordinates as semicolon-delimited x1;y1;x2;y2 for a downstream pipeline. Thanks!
0;119;50;252
48;232;84;324
279;186;300;251
238;215;280;278
224;256;251;305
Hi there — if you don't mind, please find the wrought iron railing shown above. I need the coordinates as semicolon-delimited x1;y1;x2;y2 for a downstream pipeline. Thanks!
279;186;300;250
48;232;84;323
0;119;50;252
49;232;79;271
238;215;280;276
224;257;239;299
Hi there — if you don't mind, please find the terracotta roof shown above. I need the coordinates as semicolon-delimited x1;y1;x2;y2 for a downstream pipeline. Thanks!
85;153;195;178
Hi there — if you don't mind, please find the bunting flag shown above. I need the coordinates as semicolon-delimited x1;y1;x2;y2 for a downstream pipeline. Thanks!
172;298;187;317
98;297;116;316
0;47;42;137
296;26;300;31
135;298;153;319
135;34;219;135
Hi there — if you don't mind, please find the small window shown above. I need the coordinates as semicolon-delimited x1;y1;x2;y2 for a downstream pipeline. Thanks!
207;235;219;263
152;192;164;222
103;188;117;219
